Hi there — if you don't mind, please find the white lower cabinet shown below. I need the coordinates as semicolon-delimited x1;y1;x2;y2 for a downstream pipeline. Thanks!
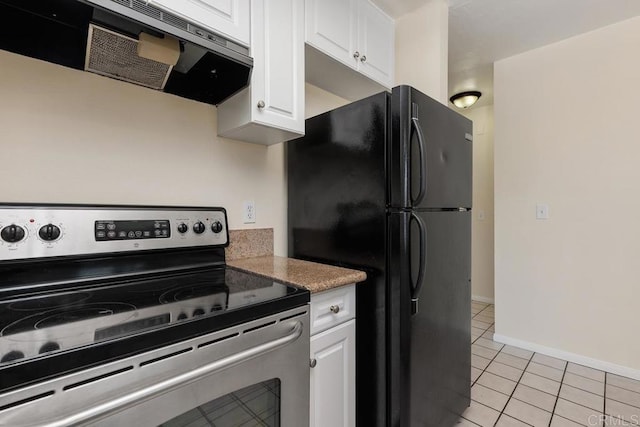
309;285;356;427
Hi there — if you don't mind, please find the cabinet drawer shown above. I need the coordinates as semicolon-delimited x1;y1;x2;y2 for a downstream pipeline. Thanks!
310;284;355;335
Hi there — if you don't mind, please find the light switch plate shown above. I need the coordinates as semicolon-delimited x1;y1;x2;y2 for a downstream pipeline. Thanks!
536;204;549;220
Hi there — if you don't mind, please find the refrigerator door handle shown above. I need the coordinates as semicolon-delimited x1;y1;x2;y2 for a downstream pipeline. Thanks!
410;212;427;315
410;111;428;207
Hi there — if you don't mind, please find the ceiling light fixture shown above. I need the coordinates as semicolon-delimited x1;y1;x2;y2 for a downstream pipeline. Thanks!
450;91;482;109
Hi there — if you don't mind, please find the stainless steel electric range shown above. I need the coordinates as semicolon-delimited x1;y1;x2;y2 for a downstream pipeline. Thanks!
0;204;310;427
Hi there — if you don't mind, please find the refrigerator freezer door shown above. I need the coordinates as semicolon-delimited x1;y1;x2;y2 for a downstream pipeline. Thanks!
409;210;471;426
389;85;473;209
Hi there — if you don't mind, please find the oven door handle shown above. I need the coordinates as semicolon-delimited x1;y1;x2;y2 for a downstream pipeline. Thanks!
42;321;304;427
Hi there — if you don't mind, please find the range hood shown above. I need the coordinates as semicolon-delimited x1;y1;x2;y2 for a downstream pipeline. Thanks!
0;0;253;105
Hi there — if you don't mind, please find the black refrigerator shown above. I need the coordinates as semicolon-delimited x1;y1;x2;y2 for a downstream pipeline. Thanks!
287;85;472;427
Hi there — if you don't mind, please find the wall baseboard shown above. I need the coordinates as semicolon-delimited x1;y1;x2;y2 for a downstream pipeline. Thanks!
472;295;495;304
493;333;640;381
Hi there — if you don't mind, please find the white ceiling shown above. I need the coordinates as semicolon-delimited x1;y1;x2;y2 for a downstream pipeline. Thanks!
373;0;640;108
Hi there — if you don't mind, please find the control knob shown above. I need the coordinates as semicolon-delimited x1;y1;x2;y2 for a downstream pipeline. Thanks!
177;223;188;234
38;224;61;241
193;221;205;234
1;224;26;243
211;221;223;233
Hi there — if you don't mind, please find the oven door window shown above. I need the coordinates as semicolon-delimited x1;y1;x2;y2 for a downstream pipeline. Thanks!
160;379;281;427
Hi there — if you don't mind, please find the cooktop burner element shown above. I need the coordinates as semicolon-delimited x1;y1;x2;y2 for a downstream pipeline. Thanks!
159;282;228;303
3;302;136;335
0;204;309;398
8;292;92;311
35;303;134;329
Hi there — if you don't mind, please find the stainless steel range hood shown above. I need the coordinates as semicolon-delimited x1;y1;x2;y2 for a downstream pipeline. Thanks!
0;0;253;105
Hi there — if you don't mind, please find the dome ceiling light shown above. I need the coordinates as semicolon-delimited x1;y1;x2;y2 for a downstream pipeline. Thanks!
450;91;482;109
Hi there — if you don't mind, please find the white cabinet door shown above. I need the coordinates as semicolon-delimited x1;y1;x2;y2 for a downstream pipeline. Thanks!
304;0;394;95
217;0;304;145
305;0;358;67
150;0;250;46
310;319;356;427
251;0;304;132
357;0;394;87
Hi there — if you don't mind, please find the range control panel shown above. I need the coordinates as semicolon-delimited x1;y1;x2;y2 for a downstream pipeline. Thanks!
0;205;228;261
95;220;171;241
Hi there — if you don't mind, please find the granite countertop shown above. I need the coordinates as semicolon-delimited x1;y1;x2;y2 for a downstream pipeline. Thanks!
227;255;367;293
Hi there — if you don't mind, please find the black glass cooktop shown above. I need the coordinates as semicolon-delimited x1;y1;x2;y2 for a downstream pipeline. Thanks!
0;267;306;361
0;260;309;395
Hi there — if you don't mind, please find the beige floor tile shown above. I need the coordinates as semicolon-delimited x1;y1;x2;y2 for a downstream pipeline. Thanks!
482;331;495;340
512;383;557;412
520;372;561;396
608;374;640;395
471;384;510;412
526;361;564;382
495;414;531;426
504;398;552;427
475;314;495;324
495;352;529;370
602;415;632;426
461;400;500;427
476;372;518;396
560;383;604;412
501;345;534;360
563;373;604;396
566;363;605;382
472;344;499;360
607;384;640;409
475;337;504;351
531;353;567;371
549;415;584;427
472;319;493;329
606;399;640;425
488;325;496;332
472;326;487;335
487;361;524;382
554;398;603;426
471;367;483;383
472;354;492;370
456;417;482;426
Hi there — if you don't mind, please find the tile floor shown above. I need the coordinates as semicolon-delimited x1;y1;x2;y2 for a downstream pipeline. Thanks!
458;301;640;427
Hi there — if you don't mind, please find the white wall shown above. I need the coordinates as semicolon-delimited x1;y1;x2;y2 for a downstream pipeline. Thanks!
462;105;494;303
394;0;448;103
0;50;346;256
494;17;640;376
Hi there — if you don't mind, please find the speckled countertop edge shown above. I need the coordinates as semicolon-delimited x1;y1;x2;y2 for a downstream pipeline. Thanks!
227;255;367;293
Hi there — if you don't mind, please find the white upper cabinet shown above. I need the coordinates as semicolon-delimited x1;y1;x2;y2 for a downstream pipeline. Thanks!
305;0;394;89
217;0;305;145
305;0;357;67
357;0;394;86
149;0;250;46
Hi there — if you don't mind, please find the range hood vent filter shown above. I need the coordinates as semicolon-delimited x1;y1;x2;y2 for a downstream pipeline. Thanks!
85;23;173;90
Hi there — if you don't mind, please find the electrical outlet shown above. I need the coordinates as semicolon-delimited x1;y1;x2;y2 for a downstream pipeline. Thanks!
243;200;256;224
536;204;549;220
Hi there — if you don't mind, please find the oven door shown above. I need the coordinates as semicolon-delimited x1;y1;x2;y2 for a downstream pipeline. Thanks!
0;308;310;427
